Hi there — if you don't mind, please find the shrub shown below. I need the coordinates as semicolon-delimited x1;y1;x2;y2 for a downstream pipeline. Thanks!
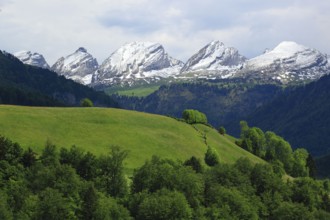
218;126;226;135
182;109;207;124
205;146;220;166
80;98;93;107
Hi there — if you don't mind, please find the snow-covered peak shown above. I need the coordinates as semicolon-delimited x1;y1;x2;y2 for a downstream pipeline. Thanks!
51;47;98;85
245;41;323;70
181;41;246;72
14;50;50;69
241;41;329;83
272;41;309;54
101;41;181;70
92;41;183;86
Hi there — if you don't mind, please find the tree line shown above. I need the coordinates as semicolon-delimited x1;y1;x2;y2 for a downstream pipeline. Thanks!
236;121;316;178
0;134;329;219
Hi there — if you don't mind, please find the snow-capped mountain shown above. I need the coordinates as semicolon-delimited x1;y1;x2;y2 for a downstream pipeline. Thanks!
239;41;329;83
180;41;246;78
14;51;50;69
51;47;98;85
91;42;183;87
14;40;328;88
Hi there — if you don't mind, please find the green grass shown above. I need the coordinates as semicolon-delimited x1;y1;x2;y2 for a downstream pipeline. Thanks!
0;105;264;171
106;85;160;97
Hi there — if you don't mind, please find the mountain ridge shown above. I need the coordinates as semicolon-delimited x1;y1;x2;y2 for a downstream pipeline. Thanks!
14;41;330;87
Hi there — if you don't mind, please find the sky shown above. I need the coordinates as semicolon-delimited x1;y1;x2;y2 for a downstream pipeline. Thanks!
1;0;330;65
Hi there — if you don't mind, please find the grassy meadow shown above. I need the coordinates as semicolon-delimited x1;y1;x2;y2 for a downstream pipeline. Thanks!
105;85;160;97
0;105;264;171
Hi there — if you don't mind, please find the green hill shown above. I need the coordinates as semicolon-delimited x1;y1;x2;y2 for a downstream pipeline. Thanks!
0;105;263;171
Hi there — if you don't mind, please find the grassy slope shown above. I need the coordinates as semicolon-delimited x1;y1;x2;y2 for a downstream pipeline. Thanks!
106;85;160;97
0;105;264;171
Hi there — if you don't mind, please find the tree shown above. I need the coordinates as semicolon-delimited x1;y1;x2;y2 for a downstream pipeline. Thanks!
80;98;93;107
131;156;204;208
35;188;76;220
81;184;98;220
244;127;266;158
250;163;284;196
290;177;323;210
272;202;313;220
97;146;128;197
240;121;249;139
40;140;59;167
205;185;258;220
60;145;84;169
21;148;37;168
136;189;192;220
218;126;226;135
0;191;13;220
291;148;309;177
265;131;293;173
182;109;207;124
77;152;97;180
93;192;131;220
239;122;267;158
0;135;23;165
306;153;316;178
184;156;203;173
204;146;220;166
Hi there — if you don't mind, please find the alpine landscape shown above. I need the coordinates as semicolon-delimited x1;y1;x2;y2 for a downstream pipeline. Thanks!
1;0;330;219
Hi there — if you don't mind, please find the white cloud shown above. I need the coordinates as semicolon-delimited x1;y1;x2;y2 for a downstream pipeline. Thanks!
0;0;330;65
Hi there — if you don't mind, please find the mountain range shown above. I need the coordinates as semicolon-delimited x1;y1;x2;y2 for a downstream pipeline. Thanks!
14;40;330;87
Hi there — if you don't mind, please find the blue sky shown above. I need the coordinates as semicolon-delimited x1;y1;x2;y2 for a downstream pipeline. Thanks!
1;0;329;65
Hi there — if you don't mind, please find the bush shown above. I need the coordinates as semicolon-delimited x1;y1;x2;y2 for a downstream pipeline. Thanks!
80;98;93;107
182;109;207;124
205;146;220;166
218;126;226;135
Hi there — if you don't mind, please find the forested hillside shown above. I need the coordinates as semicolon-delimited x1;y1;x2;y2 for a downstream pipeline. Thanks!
113;81;283;128
243;74;330;157
316;154;330;178
0;51;117;107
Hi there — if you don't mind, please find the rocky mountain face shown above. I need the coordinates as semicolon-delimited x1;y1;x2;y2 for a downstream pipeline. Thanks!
91;42;183;87
180;40;246;78
14;51;50;69
51;47;98;85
